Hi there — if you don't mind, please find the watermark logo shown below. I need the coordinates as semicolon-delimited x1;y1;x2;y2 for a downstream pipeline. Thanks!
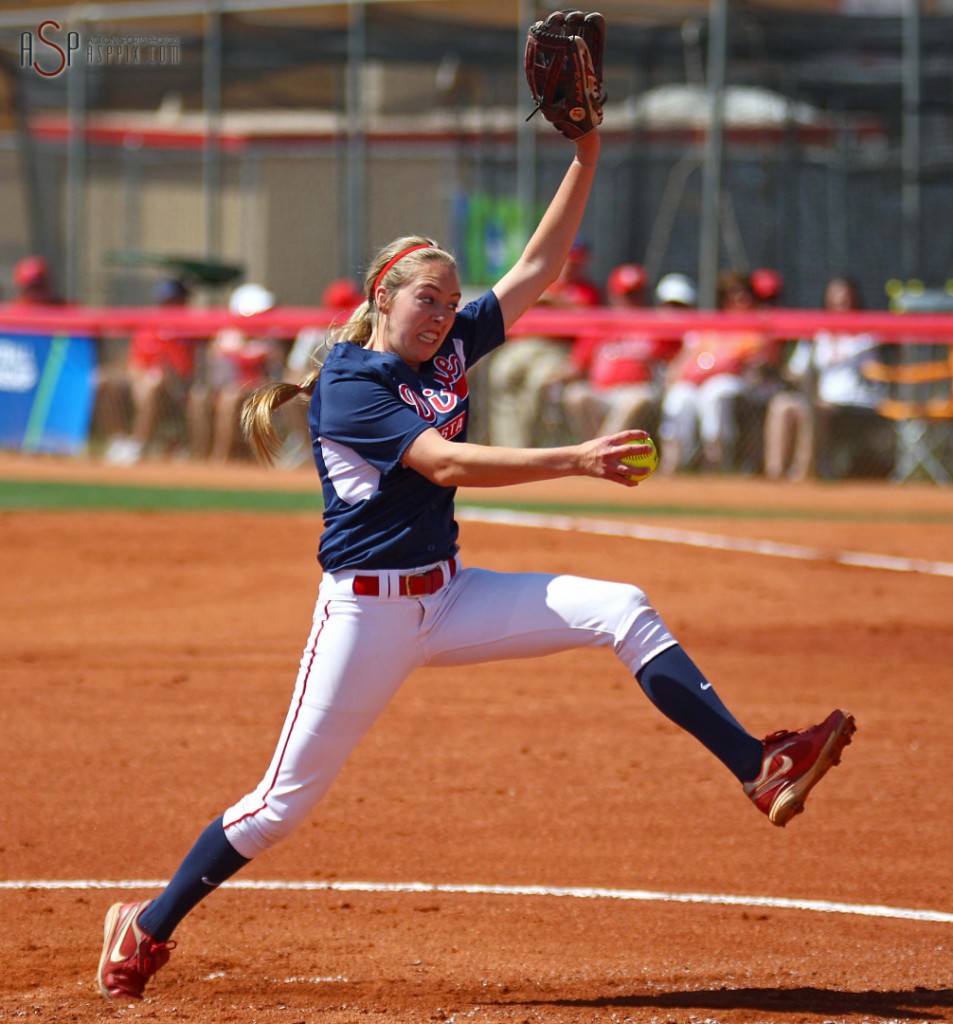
20;21;80;78
86;33;182;67
20;21;181;77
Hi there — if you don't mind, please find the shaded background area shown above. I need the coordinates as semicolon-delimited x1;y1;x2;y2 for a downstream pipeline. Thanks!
1;0;952;307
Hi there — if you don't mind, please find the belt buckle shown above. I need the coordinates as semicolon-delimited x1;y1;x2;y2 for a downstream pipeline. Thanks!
403;569;431;597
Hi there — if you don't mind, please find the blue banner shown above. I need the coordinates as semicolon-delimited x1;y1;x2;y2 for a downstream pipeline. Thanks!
0;331;96;454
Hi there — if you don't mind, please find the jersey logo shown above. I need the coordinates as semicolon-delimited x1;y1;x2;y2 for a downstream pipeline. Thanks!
421;386;457;414
432;352;468;399
398;351;470;425
398;383;437;421
438;411;466;441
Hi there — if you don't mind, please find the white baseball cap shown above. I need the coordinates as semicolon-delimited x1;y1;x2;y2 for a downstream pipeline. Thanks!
229;283;276;316
655;273;697;307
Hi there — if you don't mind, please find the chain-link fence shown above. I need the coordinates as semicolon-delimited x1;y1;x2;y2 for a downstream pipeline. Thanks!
3;3;953;309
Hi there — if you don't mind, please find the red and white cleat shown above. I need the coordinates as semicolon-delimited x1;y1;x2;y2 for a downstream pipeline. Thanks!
97;900;175;1000
744;709;856;827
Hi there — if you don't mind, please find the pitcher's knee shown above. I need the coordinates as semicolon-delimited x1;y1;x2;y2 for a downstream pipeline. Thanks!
223;792;316;858
610;583;677;674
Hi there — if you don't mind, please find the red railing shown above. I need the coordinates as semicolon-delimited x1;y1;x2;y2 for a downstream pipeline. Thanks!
1;304;952;341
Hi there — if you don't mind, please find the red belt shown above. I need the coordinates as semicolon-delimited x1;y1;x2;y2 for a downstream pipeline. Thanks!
352;560;457;598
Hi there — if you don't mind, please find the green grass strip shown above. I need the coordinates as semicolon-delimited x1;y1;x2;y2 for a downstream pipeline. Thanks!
1;476;951;523
0;479;321;513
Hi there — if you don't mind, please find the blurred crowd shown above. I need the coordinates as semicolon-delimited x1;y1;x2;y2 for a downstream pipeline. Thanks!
483;241;895;480
1;250;902;479
0;255;364;468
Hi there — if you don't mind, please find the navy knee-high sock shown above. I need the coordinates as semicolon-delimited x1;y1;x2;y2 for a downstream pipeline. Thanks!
138;816;250;943
636;645;763;782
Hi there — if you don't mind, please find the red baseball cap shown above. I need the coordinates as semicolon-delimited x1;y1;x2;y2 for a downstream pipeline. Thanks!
14;255;49;289
751;267;784;300
321;279;364;310
607;263;648;298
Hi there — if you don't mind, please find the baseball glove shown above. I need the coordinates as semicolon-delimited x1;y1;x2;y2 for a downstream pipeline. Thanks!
524;10;606;140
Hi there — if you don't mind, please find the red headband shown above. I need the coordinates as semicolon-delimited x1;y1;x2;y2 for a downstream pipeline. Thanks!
373;243;432;297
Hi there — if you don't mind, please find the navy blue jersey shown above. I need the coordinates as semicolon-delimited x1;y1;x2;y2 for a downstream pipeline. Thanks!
310;289;505;572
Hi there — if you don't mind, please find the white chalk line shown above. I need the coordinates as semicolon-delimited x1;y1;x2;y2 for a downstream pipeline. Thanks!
458;507;953;578
2;878;951;924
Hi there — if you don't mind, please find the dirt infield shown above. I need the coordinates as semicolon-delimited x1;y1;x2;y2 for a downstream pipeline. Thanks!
1;455;951;1023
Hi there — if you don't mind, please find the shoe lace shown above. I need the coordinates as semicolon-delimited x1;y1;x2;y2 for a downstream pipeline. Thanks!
763;729;796;745
134;938;177;975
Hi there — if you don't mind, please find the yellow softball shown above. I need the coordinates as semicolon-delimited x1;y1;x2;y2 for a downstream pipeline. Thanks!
621;436;659;478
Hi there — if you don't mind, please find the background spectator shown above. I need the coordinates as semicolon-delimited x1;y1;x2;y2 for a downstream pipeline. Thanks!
277;278;365;467
658;270;782;474
104;277;198;465
763;276;891;481
487;239;602;447
284;279;365;379
194;283;285;462
550;264;685;441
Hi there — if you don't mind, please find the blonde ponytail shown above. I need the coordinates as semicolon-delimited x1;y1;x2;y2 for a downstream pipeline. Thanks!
241;372;319;465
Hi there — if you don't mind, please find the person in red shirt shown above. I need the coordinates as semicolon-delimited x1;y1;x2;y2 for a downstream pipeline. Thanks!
104;278;198;464
552;266;690;440
486;239;602;447
128;279;196;380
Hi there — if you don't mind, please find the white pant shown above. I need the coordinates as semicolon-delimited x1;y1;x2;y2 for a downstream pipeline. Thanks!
659;374;746;465
223;559;676;857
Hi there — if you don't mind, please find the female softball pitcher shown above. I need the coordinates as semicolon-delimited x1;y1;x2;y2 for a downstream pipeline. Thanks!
97;120;855;1003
